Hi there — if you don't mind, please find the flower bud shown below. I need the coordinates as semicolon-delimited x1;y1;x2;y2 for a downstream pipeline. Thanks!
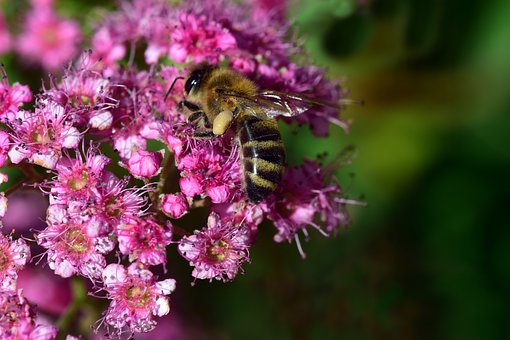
127;150;163;179
161;193;189;219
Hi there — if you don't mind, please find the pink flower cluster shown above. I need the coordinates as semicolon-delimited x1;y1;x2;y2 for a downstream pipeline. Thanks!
0;0;81;70
0;0;362;337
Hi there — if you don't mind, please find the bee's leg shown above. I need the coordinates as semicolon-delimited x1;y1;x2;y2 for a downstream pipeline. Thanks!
178;100;201;114
189;129;216;138
187;111;206;124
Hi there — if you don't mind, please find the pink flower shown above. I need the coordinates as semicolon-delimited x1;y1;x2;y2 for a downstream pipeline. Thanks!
263;159;359;258
0;233;31;292
16;5;81;70
0;290;57;340
47;148;110;204
178;213;251;282
176;138;241;203
114;134;147;160
37;205;114;279
116;217;172;266
7;101;81;169
0;11;11;55
169;12;237;64
91;172;149;230
48;64;115;130
101;263;176;334
126;150;163;179
90;27;126;70
161;193;189;219
0;69;32;121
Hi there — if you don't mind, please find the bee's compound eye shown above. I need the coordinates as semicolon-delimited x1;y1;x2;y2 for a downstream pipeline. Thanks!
185;71;202;94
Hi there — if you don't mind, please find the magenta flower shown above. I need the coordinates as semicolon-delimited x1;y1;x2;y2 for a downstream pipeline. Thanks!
161;193;189;219
48;65;115;131
0;232;31;292
7;101;81;169
263;159;358;257
101;263;176;334
0;0;362;337
47;149;109;204
92;172;149;230
169;12;237;64
0;290;57;340
37;205;114;279
0;69;32;121
176;139;241;203
16;5;81;71
126;150;163;179
90;27;126;72
178;213;251;282
116;217;172;266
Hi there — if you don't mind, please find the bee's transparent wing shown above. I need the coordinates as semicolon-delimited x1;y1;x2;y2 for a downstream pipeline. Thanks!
218;89;341;119
257;90;344;117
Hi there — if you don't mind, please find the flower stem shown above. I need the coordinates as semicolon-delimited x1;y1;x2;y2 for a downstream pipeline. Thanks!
56;277;87;339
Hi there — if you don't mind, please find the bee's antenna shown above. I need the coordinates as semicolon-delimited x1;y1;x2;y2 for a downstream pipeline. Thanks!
164;76;185;101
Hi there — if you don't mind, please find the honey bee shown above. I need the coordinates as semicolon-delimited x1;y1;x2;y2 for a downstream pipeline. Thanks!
173;63;355;203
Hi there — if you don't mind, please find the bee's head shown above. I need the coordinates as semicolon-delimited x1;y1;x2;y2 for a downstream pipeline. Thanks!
184;63;213;95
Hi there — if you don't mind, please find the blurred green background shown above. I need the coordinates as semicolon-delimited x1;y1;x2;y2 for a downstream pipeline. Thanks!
3;0;510;339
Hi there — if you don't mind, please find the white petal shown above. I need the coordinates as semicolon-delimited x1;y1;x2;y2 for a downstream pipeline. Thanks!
61;126;81;148
102;264;127;287
155;278;177;295
89;111;113;130
31;152;59;169
153;296;170;317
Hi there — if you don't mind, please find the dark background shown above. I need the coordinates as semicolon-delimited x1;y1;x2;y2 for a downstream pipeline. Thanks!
2;0;510;339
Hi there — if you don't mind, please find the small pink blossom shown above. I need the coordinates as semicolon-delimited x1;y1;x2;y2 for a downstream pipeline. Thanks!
113;134;146;159
0;69;32;121
90;27;126;71
48;65;115;130
116;217;172;266
47;149;109;204
176;139;241;202
37;206;114;279
0;290;57;340
178;213;251;282
179;176;202;197
161;193;189;219
16;6;81;71
169;12;237;64
0;232;31;292
7;101;81;169
126;150;163;179
263;159;359;258
0;172;8;184
101;263;176;334
92;172;149;230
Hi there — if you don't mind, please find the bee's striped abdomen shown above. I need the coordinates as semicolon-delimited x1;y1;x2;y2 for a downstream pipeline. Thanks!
237;116;285;202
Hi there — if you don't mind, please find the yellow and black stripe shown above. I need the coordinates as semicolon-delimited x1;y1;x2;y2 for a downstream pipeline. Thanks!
236;115;285;202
